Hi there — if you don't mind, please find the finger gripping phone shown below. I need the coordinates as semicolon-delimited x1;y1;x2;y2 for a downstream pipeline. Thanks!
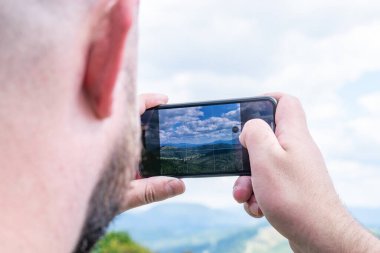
140;96;277;178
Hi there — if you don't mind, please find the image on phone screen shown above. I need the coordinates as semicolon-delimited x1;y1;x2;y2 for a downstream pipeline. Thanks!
140;98;276;178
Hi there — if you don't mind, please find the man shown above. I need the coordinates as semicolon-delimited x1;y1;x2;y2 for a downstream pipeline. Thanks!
0;0;378;252
0;1;184;252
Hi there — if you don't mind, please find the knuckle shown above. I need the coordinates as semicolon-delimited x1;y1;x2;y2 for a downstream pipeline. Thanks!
283;95;307;120
283;94;301;108
144;184;156;204
287;95;304;112
284;94;298;102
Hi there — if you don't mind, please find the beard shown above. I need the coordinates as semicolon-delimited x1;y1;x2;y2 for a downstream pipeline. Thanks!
73;138;140;252
73;139;134;253
73;14;140;252
73;72;140;253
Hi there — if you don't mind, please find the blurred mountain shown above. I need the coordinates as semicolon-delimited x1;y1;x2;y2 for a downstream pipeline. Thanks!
350;207;380;227
162;143;199;148
163;139;239;148
108;203;380;253
109;203;264;252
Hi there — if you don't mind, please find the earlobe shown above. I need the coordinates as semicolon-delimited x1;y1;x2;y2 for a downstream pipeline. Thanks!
83;0;133;118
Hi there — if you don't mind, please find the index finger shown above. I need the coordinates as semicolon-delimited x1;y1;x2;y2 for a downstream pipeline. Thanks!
264;92;310;150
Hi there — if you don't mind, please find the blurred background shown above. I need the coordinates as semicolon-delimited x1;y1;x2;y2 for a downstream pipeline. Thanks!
95;0;380;252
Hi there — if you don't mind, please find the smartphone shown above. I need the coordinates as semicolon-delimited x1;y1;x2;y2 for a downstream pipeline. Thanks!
139;96;277;178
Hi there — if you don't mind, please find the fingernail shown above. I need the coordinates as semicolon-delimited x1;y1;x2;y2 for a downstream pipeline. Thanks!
239;134;245;147
253;206;259;216
166;179;184;196
258;207;263;217
251;205;264;218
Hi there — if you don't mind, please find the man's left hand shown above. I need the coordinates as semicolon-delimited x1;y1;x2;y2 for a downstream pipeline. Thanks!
122;93;186;211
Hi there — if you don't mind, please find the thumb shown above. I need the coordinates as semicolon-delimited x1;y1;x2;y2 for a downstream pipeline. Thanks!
240;119;284;170
123;177;185;211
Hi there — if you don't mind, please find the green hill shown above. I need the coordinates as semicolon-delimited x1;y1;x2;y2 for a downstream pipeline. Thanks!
92;232;151;253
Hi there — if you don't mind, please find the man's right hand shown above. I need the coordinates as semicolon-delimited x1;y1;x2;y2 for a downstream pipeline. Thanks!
233;93;380;252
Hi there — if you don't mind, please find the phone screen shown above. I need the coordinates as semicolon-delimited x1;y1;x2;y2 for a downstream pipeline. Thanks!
140;97;276;178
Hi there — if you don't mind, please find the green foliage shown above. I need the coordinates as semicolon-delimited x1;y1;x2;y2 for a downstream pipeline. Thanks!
92;231;152;253
160;144;242;175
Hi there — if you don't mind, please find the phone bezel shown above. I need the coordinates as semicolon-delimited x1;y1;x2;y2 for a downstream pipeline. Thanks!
140;96;277;178
153;96;277;111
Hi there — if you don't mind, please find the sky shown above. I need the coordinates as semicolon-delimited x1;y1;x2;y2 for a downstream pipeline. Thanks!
159;104;240;145
135;0;380;210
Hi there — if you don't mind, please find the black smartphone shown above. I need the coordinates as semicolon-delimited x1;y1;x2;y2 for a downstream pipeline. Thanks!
140;96;277;178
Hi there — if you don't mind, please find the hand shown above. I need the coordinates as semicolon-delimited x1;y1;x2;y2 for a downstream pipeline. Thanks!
233;93;380;252
122;93;185;211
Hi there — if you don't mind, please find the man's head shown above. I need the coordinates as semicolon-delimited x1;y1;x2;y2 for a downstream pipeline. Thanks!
0;0;140;252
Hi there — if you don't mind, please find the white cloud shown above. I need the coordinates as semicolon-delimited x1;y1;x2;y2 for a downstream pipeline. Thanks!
342;92;380;147
160;111;240;145
262;21;380;99
328;160;380;207
349;118;380;145
223;108;240;119
309;123;356;159
139;1;380;105
159;107;204;129
358;92;380;115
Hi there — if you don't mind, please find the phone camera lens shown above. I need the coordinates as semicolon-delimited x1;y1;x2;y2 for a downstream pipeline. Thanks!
232;126;239;133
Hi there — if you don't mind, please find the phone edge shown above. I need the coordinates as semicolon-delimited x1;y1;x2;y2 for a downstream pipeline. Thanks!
139;96;277;178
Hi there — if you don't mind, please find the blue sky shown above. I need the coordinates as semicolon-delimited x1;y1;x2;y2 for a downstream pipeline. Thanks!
136;0;380;209
159;104;240;145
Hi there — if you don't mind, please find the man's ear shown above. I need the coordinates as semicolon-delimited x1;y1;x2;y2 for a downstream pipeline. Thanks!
83;0;133;118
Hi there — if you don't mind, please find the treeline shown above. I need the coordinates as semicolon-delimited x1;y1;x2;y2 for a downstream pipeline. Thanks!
92;232;195;253
92;232;151;253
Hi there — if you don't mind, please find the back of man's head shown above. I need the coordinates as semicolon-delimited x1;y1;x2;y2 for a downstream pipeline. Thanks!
0;1;141;252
